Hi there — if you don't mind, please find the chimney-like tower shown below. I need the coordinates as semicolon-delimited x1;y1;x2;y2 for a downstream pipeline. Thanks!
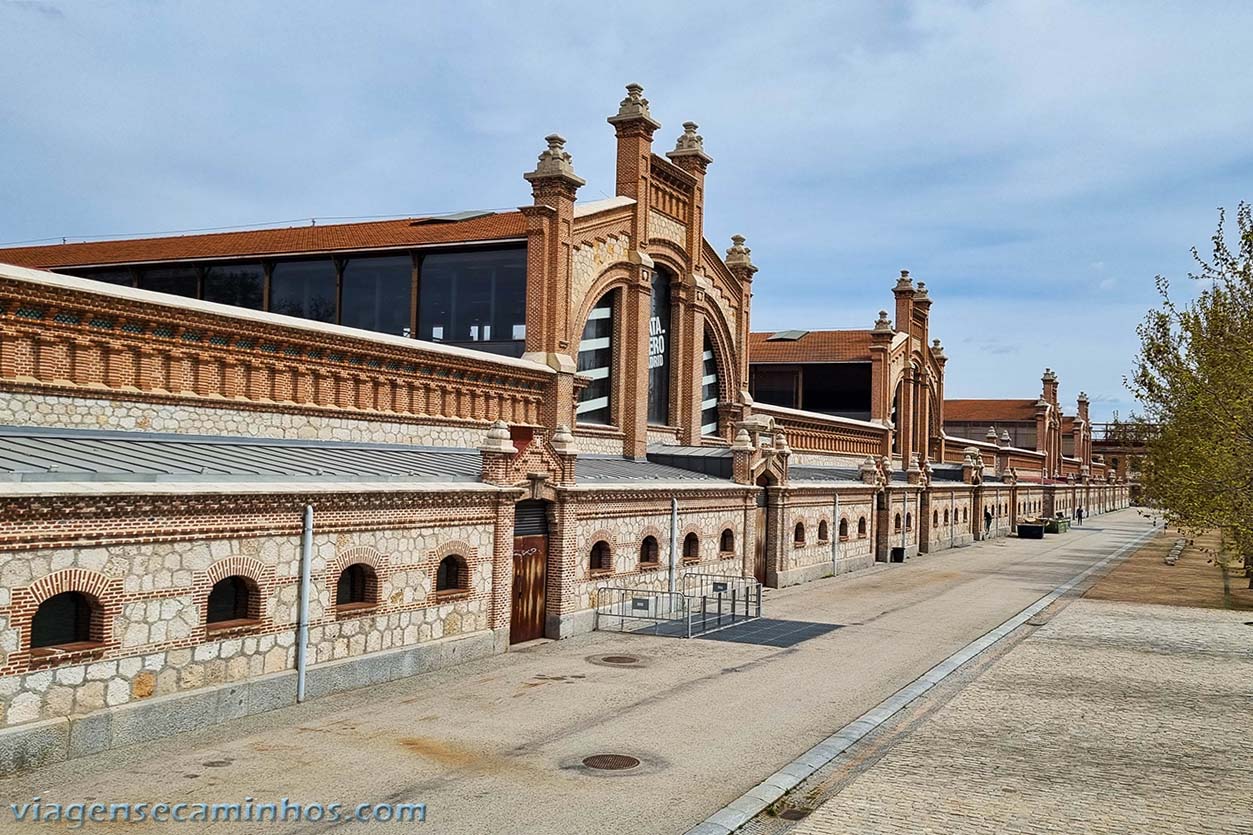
893;270;915;336
520;134;585;429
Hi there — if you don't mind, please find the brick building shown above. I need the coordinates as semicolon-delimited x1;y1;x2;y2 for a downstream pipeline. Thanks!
0;85;1128;771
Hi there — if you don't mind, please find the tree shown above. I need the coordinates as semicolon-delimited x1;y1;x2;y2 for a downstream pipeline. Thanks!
1127;203;1253;587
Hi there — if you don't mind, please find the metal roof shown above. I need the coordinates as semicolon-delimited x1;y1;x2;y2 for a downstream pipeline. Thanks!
0;426;482;484
579;455;723;483
787;466;863;483
645;445;733;479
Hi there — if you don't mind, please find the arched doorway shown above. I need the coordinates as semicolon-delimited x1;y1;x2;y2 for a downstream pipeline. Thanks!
511;500;549;644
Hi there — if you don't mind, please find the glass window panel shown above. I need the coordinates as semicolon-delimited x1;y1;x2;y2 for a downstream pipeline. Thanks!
577;291;614;425
62;267;135;286
138;265;199;299
418;248;526;356
341;255;412;336
203;263;264;310
269;259;338;323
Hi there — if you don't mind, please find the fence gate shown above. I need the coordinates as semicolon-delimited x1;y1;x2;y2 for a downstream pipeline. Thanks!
596;574;762;638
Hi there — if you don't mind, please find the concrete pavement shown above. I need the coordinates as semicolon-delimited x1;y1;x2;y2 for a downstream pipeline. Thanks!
0;510;1157;834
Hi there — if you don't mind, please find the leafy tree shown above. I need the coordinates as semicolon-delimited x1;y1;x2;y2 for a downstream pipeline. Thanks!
1128;203;1253;587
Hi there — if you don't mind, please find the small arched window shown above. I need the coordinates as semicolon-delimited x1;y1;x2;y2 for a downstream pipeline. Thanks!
906;513;913;531
436;554;468;595
719;528;735;553
818;520;830;542
858;517;867;537
640;536;660;567
794;522;806;546
894;513;902;532
933;510;939;526
838;518;849;540
207;575;258;626
683;532;700;563
963;508;969;523
590;541;612;575
944;508;950;525
30;591;101;650
336;563;377;608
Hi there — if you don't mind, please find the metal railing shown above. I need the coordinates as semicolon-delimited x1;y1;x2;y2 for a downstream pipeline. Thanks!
596;574;763;638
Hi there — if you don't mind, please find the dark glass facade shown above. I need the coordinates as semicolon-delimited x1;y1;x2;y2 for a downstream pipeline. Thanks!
700;331;720;436
63;245;526;354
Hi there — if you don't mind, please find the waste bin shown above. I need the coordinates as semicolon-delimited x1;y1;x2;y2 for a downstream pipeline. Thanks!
890;547;905;563
1017;523;1045;539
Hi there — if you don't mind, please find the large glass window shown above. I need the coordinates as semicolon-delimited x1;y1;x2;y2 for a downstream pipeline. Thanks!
64;267;135;286
576;291;614;425
418;248;526;356
751;367;800;408
203;263;264;310
700;330;720;436
269;259;338;323
341;255;413;337
647;269;671;425
138;266;199;299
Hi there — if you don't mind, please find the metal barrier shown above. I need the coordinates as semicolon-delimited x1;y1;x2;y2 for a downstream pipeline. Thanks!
596;574;762;638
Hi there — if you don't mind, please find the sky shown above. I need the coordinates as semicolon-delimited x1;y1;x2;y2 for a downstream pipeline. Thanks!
2;0;1251;422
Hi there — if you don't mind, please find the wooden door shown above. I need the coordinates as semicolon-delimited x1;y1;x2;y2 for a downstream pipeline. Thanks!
753;493;768;584
511;534;546;644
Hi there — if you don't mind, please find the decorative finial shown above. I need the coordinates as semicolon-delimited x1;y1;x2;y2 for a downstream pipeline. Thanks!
608;83;660;129
479;419;517;454
724;234;757;274
550;424;577;454
915;281;930;299
930;338;946;360
873;309;894;333
667;120;712;166
523;134;586;187
732;427;753;450
1077;390;1089;402
895;269;914;291
986;426;999;440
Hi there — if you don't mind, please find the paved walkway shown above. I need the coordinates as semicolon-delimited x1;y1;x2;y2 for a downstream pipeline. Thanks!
786;598;1252;835
0;510;1156;834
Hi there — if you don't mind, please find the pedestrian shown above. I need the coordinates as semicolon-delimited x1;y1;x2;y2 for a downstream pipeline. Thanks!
984;507;992;534
1076;506;1084;526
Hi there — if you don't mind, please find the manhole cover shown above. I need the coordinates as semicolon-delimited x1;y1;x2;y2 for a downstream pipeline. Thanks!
779;808;812;820
582;754;640;771
601;655;640;665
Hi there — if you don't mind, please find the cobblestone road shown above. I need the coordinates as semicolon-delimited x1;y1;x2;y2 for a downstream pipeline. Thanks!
789;599;1253;835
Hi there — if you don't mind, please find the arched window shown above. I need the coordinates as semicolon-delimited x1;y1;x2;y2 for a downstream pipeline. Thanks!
207;576;258;626
963;507;969;523
838;518;849;540
858;517;867;537
436;554;468;595
944;508;950;525
336;563;377;608
576;291;615;425
794;522;806;546
590;541;612;575
818;520;830;542
640;536;660;567
906;512;913;531
683;532;700;563
700;330;721;437
30;591;101;650
719;528;735;553
894;513;902;532
933;510;939;526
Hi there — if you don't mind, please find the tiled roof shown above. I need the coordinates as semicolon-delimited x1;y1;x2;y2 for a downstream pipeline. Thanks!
748;330;874;364
943;399;1039;423
0;213;527;269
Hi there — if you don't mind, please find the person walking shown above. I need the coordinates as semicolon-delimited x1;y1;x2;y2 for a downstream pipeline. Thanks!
1076;506;1084;526
984;506;993;535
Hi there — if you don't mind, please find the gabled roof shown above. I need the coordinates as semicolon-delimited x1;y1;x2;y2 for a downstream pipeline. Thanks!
943;399;1040;423
0;212;527;269
748;329;873;364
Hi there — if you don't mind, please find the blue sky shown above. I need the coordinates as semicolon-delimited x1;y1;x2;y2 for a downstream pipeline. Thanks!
2;0;1251;422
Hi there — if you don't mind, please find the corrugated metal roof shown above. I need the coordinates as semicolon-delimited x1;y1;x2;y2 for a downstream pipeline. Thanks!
578;455;723;483
0;426;482;483
788;466;862;483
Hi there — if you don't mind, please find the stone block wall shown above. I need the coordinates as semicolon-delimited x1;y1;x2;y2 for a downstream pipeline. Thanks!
0;491;500;732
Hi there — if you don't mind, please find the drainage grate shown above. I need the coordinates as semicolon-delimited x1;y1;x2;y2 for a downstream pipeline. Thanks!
601;655;640;665
582;754;640;771
779;808;812;820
